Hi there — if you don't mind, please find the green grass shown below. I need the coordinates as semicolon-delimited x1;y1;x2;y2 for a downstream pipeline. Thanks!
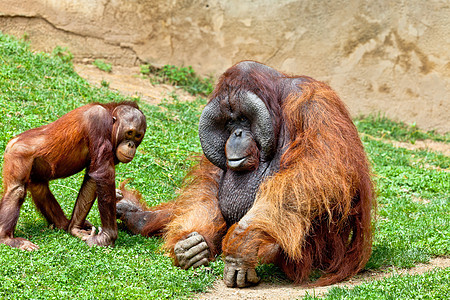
0;33;218;299
362;138;449;269
354;115;450;143
140;64;214;96
93;59;112;73
305;268;450;299
0;33;449;299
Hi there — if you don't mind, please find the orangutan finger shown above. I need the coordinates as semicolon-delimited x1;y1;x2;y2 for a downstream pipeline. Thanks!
190;256;210;269
247;268;260;284
236;268;247;287
174;233;204;253
184;241;209;260
224;266;237;287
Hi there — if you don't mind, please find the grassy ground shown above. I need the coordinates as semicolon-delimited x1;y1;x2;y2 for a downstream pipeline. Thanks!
0;33;449;299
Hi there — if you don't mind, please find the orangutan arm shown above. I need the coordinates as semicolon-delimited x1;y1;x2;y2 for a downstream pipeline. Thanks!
221;205;285;288
164;157;227;269
116;182;175;236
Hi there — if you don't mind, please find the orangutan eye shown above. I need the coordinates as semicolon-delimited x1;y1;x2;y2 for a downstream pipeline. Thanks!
238;116;248;123
135;133;142;139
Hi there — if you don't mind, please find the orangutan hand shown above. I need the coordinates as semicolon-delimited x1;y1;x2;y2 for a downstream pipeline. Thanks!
174;232;210;269
223;256;260;288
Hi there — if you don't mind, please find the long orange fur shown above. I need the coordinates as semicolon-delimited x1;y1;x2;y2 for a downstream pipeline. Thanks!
121;62;375;285
222;79;374;285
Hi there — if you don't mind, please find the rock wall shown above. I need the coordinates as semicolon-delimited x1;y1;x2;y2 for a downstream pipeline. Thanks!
1;0;449;132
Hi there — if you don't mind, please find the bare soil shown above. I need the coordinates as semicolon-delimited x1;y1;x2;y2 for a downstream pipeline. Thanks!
390;140;450;157
74;64;450;299
197;257;450;299
73;64;196;105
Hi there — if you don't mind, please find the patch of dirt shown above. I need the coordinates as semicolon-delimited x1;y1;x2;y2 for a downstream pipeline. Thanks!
361;133;450;158
391;140;450;157
197;257;450;299
73;64;196;105
73;64;450;299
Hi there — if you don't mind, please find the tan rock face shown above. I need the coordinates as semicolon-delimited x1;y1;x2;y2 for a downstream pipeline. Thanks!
0;0;448;132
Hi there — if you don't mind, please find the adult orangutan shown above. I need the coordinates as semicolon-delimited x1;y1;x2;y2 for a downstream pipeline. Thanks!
0;101;146;250
116;61;375;287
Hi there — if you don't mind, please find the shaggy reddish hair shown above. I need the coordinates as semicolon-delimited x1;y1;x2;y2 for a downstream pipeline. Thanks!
119;61;375;286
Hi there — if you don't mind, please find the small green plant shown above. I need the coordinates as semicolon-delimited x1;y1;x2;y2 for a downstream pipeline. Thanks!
93;59;112;73
51;46;73;63
141;64;214;96
21;32;30;41
140;64;151;75
101;80;110;88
